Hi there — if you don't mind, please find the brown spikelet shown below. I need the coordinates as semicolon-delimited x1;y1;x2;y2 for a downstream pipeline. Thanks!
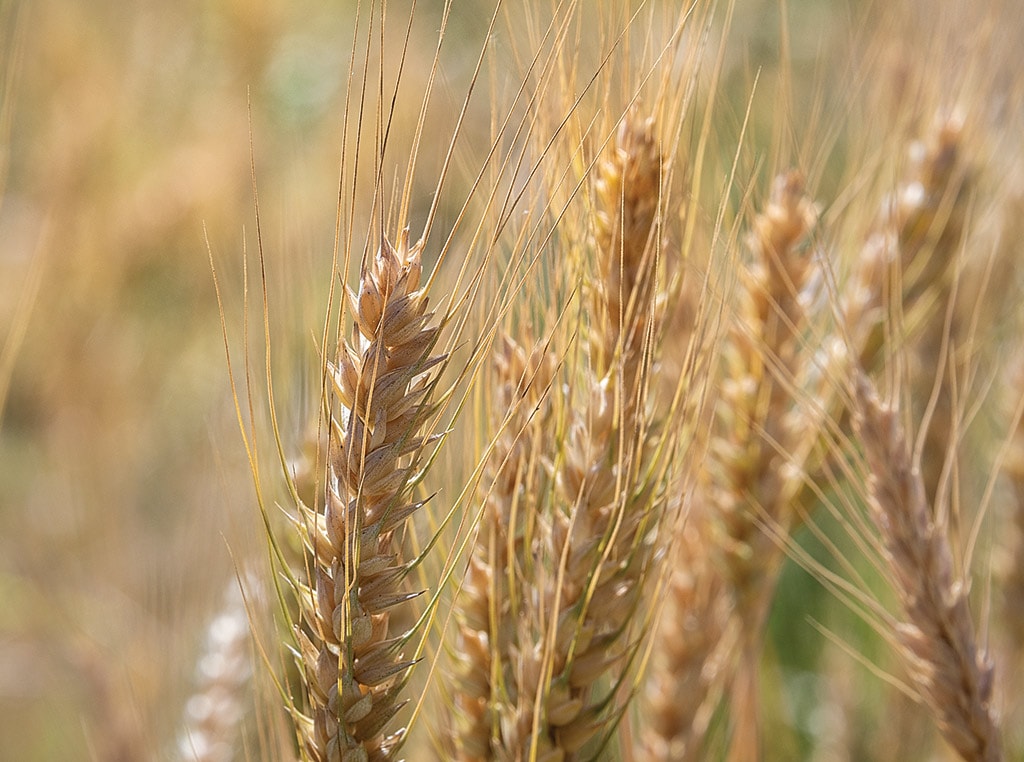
852;375;1002;762
295;231;444;762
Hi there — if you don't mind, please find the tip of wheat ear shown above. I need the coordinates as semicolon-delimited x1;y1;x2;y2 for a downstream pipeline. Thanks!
296;231;446;761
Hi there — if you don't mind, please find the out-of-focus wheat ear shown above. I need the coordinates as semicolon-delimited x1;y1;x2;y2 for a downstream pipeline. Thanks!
807;644;857;762
706;170;818;760
839;116;970;506
712;170;818;610
896;118;972;512
522;112;667;759
999;364;1024;645
639;496;734;762
842;115;968;364
177;579;255;762
448;335;557;761
294;231;446;762
852;374;1002;762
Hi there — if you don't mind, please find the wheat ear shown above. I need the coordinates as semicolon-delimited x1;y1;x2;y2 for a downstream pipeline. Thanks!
841;116;970;506
177;579;254;762
852;374;1002;762
713;170;818;601
842;116;967;365
517;112;664;759
704;171;817;757
448;335;557;761
639;494;733;762
295;231;444;762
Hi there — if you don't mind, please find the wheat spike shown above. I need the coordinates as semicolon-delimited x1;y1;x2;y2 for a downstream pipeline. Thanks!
840;116;970;507
449;335;557;761
512;112;666;760
711;171;818;606
705;170;818;758
852;375;1002;762
296;231;444;762
843;116;968;366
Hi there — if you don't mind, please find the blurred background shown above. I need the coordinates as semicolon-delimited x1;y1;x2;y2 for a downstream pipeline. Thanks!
0;1;363;757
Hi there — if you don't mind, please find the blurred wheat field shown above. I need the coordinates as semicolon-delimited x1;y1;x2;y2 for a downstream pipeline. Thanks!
1;0;1023;760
